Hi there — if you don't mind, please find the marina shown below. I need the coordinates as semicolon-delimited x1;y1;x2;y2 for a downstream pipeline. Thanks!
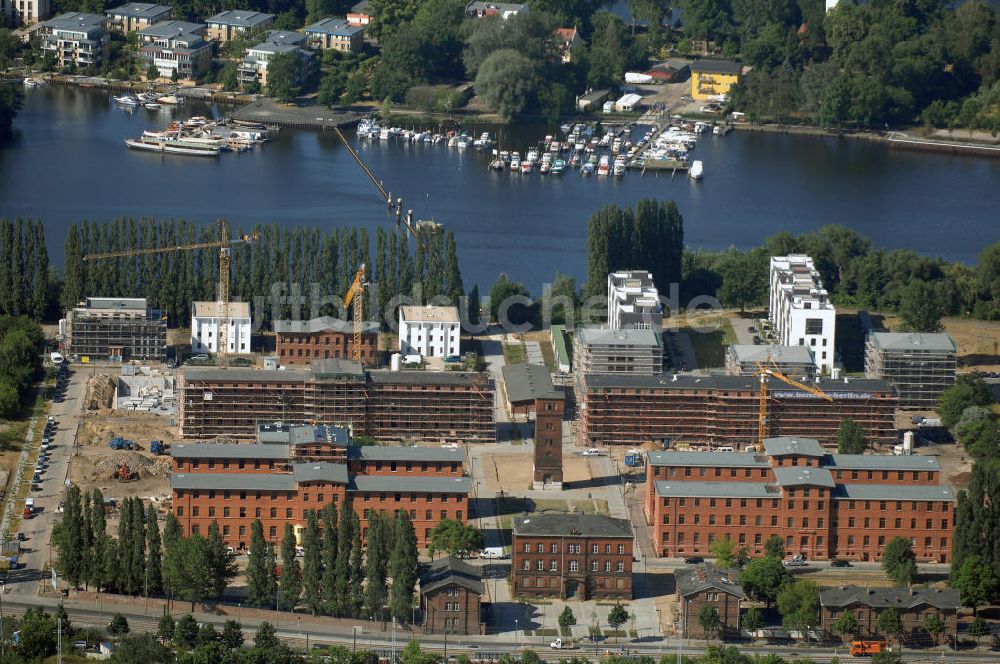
2;85;998;292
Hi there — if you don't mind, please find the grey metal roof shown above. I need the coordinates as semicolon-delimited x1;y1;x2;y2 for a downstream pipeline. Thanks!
833;484;955;502
729;345;815;366
584;373;892;395
349;475;471;494
138;20;205;39
368;371;491;386
262;29;307;45
257;423;351;446
577;327;661;348
501;363;562;403
347;446;464;463
824;454;940;472
773;466;835;489
182;366;311;382
763;437;825;457
171;472;295;491
107;2;171;18
675;564;745;599
206;10;274;27
171;443;290;459
293;462;349;484
45;11;107;32
868;332;956;353
310;358;364;377
647;451;769;468
83;297;147;310
820;585;959;610
305;17;366;36
249;41;303;55
274;316;379;334
420;557;483;595
512;514;633;538
654;481;777;499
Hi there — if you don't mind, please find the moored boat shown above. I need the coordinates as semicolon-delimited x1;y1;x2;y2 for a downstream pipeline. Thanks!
551;159;565;175
125;137;220;157
597;155;610;176
689;160;704;180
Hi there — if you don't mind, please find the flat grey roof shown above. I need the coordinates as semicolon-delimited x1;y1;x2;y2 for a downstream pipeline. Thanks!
107;2;171;18
825;454;940;472
262;29;307;45
820;585;958;610
868;332;956;353
730;344;814;366
647;451;769;468
691;59;742;75
834;484;954;501
773;466;835;489
502;363;562;403
654;481;777;499
84;296;147;310
512;514;633;538
584;373;892;395
400;305;459;323
172;472;295;491
349;476;471;494
257;423;350;446
293;462;349;484
368;371;491;386
763;436;824;457
348;446;464;463
578;327;661;348
274;317;379;334
138;20;205;38
183;367;311;382
305;17;365;36
676;564;744;599
310;358;364;376
249;41;302;55
171;443;289;459
207;10;274;27
45;11;107;32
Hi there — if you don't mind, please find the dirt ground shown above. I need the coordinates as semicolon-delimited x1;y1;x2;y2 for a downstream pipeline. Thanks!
70;411;175;502
479;450;593;493
878;315;1000;372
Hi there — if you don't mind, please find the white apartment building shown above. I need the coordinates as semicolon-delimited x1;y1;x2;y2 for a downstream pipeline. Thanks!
398;305;460;358
607;269;662;330
191;301;251;354
4;0;49;25
40;12;109;68
768;255;836;375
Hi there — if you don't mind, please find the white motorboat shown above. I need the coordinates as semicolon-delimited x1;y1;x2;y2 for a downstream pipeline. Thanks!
597;155;611;176
113;95;139;106
689;160;704;180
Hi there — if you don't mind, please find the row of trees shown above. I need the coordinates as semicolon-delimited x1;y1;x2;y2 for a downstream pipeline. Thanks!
0;316;43;418
245;506;420;621
61;219;463;330
0;219;48;320
0;77;21;140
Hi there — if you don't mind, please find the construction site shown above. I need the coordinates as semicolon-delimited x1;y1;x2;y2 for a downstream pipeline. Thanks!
864;332;957;409
177;359;496;442
577;373;899;448
65;297;167;361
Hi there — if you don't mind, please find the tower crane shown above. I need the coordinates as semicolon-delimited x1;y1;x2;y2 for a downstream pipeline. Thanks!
754;362;833;446
343;264;367;364
82;218;260;368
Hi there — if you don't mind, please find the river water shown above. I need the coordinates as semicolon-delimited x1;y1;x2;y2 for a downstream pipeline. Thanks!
1;85;998;294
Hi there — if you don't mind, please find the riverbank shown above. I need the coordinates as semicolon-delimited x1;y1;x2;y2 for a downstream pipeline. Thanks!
733;122;1000;158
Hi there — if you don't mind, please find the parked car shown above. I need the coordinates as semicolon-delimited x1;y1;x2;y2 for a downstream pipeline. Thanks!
683;556;704;564
190;353;209;362
783;557;808;567
480;547;507;559
550;639;564;650
831;558;851;568
582;448;601;456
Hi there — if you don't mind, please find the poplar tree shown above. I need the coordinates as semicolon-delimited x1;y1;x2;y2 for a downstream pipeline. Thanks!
246;520;277;608
130;498;147;596
62;224;84;312
321;504;339;614
364;512;390;620
81;491;94;590
444;231;464;304
57;485;84;587
146;503;163;595
207;520;237;600
0;220;13;314
389;512;417;622
348;513;364;617
302;510;323;615
332;502;353;616
31;221;48;320
279;524;302;611
11;218;22;313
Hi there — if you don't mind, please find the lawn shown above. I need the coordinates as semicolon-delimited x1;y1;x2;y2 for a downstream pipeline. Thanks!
503;342;527;364
682;320;736;369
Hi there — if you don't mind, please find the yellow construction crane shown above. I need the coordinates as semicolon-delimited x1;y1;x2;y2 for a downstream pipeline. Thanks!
82;218;260;367
343;263;366;364
754;362;833;446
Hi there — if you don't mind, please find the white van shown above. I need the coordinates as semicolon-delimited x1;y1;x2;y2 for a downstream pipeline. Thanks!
583;448;601;456
716;446;735;453
50;352;64;365
480;546;507;559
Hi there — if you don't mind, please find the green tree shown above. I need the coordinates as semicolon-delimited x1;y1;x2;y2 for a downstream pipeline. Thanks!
836;418;866;454
157;614;175;641
428;519;485;559
832;611;860;640
968;616;989;644
558;605;576;628
698;605;721;640
302;510;324;615
222;620;244;649
740;556;790;606
219;61;239;91
279;523;303;611
876;607;904;643
717;251;765;312
938;374;993;429
321;503;339;613
742;607;765;632
764;535;785;559
206;520;236;600
489;273;532;326
55;484;85;587
147;63;159;81
899;280;945;332
882;537;917;586
709;535;748;569
923;613;945;644
777;579;820;633
109;635;174;664
267;52;317;103
18;608;57;660
246;520;277;608
197;622;218;645
174;614;199;648
146;503;163;595
390;512;418;622
364;512;391;619
254;622;281;649
951;555;998;612
607;602;629;634
474;49;537;121
108;613;130;635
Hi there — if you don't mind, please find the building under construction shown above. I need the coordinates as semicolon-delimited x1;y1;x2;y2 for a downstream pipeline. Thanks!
865;332;957;409
178;359;495;442
66;297;167;361
577;374;897;448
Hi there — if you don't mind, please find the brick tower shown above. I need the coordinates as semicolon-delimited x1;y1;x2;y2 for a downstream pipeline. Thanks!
532;393;565;490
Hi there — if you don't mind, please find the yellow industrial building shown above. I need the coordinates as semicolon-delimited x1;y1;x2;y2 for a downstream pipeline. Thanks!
690;60;743;101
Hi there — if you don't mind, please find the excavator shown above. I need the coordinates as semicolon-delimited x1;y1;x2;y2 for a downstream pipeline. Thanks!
115;464;138;483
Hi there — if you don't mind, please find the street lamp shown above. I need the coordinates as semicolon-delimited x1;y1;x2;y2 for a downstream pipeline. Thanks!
352;626;360;653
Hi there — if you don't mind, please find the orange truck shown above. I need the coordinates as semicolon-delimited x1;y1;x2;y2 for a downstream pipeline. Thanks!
850;640;888;656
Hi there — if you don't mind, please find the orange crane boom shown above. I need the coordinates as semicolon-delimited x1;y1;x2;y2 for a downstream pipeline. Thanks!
755;362;833;446
343;264;366;364
83;219;259;367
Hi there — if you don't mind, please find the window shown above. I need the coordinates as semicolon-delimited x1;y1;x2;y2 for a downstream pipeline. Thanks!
592;560;599;571
550;560;558;571
617;561;624;572
605;544;612;554
537;544;544;553
605;561;611;572
523;560;531;570
618;544;625;554
537;560;544;571
552;544;559;553
592;544;599;553
524;544;531;552
805;318;823;335
706;592;719;601
569;560;579;571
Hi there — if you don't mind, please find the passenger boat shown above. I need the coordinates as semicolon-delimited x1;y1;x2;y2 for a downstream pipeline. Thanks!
689;160;704;180
597;155;611;176
456;135;472;149
125;136;220;156
379;128;392;141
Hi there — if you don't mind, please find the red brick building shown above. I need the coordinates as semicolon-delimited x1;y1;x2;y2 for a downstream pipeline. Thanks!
500;363;566;489
645;437;954;563
511;514;633;600
419;556;484;635
675;564;745;639
274;317;380;368
820;586;959;645
170;425;470;549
